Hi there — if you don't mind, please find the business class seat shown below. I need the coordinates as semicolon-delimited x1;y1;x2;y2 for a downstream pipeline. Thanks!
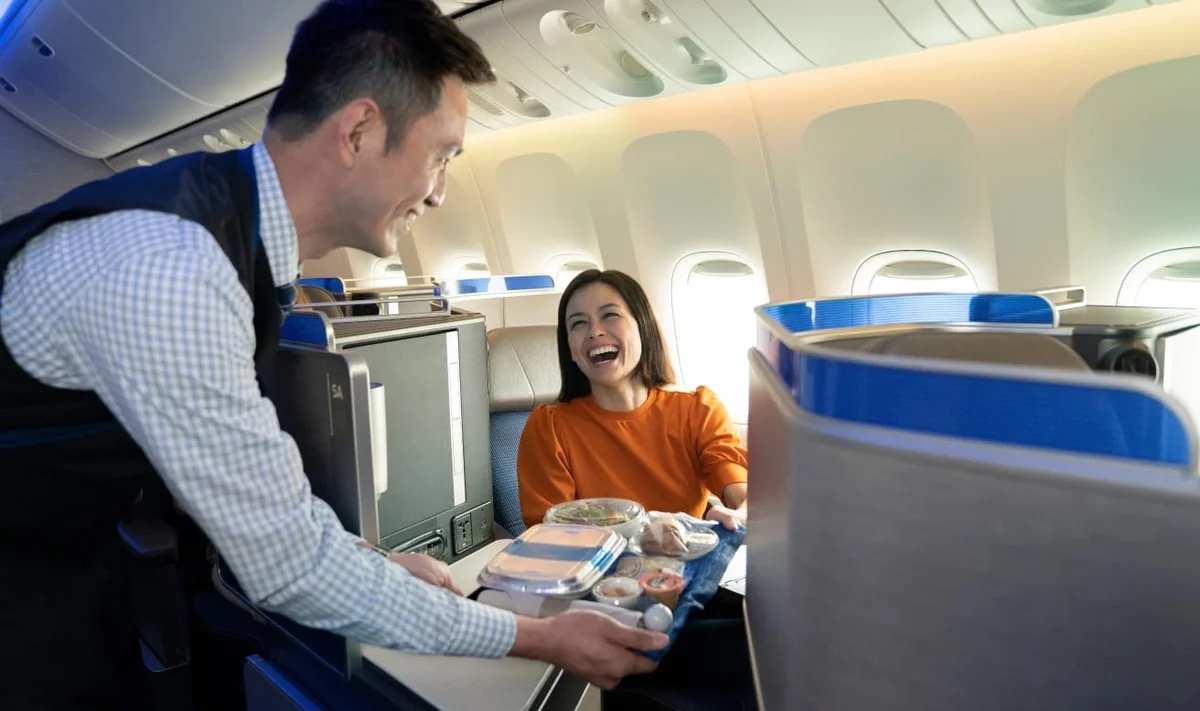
863;330;1093;370
818;328;1134;460
295;284;344;317
485;325;560;537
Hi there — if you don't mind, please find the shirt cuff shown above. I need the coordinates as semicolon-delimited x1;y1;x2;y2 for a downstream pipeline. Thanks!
441;594;519;658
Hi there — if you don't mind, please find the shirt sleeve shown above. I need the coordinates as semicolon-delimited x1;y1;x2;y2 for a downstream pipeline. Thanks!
516;404;577;529
691;386;749;496
40;217;515;657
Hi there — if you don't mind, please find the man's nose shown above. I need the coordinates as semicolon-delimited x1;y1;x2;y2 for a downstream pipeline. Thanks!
425;170;448;208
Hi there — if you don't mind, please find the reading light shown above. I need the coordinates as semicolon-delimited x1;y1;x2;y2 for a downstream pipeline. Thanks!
563;12;597;35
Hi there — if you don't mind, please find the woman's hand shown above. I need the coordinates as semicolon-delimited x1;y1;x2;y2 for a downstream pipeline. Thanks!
704;503;746;530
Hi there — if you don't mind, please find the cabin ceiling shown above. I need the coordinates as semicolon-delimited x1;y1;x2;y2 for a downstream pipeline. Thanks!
0;0;1182;170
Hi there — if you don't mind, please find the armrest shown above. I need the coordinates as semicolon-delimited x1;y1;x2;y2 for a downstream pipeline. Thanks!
118;519;179;566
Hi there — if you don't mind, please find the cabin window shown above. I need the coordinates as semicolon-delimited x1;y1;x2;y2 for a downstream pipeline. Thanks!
852;250;979;296
451;259;492;280
670;253;767;424
372;258;407;288
1117;248;1200;308
547;254;600;289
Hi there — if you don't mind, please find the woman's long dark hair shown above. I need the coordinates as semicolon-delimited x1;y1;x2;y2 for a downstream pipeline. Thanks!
556;269;675;402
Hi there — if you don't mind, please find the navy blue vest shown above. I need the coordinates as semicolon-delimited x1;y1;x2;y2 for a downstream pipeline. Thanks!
0;147;283;561
0;147;282;709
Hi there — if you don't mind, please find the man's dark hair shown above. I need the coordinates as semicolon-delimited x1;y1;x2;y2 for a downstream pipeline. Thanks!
267;0;494;151
556;269;676;403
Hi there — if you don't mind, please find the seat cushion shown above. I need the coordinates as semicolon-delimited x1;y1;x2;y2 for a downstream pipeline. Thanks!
490;410;531;537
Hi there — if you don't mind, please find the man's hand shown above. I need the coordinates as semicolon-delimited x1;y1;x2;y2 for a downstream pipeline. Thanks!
511;610;668;689
387;551;462;595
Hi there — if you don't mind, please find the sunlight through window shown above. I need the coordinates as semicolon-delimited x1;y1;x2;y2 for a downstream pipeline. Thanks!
1118;249;1200;308
853;251;980;296
868;261;978;295
672;255;766;424
1130;262;1200;308
546;255;600;290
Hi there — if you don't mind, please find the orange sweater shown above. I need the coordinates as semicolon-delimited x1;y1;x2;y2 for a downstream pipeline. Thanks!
516;386;749;529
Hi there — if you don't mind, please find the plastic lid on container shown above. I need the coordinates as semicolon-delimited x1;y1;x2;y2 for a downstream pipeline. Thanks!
545;497;645;528
478;523;627;598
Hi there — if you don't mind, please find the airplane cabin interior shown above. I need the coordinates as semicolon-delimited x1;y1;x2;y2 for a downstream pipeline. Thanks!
2;0;1200;709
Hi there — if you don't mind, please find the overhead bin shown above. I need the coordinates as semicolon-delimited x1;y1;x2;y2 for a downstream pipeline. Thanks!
51;0;307;107
0;0;318;158
973;0;1038;32
1015;0;1163;27
435;0;471;13
746;0;922;67
500;0;677;106
105;92;273;172
933;0;1004;40
701;0;814;73
0;0;221;157
465;116;492;136
456;9;589;130
880;0;971;49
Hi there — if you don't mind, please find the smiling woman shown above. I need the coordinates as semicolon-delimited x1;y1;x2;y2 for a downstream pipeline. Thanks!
516;269;748;530
517;271;757;709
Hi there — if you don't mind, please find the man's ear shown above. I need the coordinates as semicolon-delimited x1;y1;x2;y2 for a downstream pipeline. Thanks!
335;98;382;168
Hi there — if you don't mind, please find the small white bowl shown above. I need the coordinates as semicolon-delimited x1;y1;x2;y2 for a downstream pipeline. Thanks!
591;576;642;609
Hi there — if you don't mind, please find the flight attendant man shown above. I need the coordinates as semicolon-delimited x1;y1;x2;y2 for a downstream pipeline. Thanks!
0;1;664;708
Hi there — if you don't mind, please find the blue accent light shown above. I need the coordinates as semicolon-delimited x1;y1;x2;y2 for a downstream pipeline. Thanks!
0;1;25;41
453;277;493;295
755;292;1193;467
503;274;555;291
447;273;556;296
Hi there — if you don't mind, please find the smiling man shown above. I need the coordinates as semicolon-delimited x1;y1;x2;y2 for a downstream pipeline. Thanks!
0;2;664;709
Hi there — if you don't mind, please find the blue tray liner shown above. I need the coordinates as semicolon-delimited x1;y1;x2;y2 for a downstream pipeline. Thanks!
633;524;747;662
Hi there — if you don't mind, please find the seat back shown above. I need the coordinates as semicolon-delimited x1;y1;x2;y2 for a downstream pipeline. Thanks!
295;285;344;318
486;325;560;536
865;330;1092;371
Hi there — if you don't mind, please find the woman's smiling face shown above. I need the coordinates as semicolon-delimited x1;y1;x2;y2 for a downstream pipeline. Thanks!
564;282;644;389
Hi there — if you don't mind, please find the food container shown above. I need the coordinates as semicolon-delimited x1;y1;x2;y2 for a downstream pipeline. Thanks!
637;513;720;561
478;523;626;599
591;576;642;609
638;571;684;609
544;497;647;541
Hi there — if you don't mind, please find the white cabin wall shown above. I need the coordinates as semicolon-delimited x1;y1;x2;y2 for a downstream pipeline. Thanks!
401;1;1199;312
409;157;502;281
455;80;790;375
1066;54;1200;304
0;107;111;221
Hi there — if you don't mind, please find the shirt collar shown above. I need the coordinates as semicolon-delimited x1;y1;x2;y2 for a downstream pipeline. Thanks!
250;142;300;289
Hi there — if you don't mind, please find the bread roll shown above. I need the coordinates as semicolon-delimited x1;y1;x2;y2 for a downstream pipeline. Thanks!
639;516;689;556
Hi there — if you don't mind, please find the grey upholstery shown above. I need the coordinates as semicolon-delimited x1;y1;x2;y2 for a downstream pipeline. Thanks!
486;326;560;535
296;284;344;318
746;347;1200;711
487;325;561;413
867;330;1092;370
